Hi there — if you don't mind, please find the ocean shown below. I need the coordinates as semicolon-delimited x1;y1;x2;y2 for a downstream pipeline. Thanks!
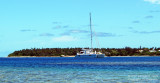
0;57;160;83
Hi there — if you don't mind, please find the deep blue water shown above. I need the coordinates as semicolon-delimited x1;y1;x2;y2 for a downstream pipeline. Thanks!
0;57;160;83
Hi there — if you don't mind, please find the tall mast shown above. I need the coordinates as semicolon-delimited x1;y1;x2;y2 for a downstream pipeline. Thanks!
90;13;92;49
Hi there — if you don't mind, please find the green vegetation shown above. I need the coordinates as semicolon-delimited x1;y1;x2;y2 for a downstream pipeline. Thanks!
8;47;160;57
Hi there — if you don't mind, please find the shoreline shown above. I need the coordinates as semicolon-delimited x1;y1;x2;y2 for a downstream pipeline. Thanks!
7;55;159;58
7;55;75;58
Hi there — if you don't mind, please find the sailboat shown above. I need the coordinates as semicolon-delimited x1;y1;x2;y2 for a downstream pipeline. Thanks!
75;13;105;58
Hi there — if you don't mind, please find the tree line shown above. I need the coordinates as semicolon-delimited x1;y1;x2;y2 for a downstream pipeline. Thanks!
8;47;160;57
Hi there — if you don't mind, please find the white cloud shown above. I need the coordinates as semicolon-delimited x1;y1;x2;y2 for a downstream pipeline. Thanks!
70;30;89;33
52;36;77;42
144;0;160;4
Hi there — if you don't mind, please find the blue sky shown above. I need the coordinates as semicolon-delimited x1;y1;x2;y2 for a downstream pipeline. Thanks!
0;0;160;57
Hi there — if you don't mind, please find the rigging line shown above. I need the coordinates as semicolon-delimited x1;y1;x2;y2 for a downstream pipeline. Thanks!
90;13;101;52
90;13;92;49
89;13;102;53
93;28;101;49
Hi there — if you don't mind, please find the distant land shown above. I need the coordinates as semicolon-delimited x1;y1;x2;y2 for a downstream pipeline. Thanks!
8;47;160;57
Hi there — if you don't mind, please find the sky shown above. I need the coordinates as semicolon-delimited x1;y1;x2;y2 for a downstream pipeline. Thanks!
0;0;160;57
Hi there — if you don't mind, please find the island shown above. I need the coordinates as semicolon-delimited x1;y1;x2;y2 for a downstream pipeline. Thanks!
8;47;160;57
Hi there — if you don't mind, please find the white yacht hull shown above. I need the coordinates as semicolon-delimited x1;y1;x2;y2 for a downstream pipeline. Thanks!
75;54;105;58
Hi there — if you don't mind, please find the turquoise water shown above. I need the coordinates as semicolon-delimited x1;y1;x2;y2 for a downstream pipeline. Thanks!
0;57;160;83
